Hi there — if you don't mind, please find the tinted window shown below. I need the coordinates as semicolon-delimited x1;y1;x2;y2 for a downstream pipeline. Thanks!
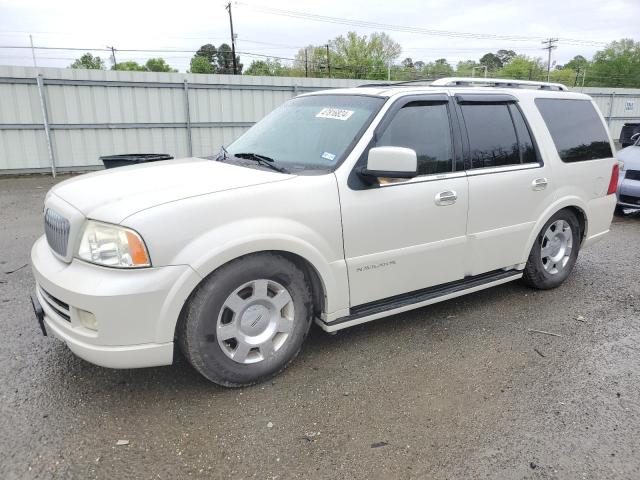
509;104;537;164
461;103;520;169
376;102;453;175
535;99;613;162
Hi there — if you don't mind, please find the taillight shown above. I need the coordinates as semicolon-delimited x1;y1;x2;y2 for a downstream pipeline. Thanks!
607;163;619;195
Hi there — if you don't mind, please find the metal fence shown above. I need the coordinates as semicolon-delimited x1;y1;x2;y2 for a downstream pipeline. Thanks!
0;66;362;175
0;66;639;175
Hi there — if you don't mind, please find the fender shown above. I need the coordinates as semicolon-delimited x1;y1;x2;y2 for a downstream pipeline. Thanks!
519;195;588;266
169;217;350;321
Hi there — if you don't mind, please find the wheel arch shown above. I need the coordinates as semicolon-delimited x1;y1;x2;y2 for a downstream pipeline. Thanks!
170;248;335;345
522;197;589;264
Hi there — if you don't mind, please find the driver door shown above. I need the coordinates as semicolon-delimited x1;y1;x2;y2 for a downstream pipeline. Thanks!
338;95;469;307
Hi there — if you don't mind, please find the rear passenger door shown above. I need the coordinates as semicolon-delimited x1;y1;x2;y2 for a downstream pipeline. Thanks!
456;94;555;275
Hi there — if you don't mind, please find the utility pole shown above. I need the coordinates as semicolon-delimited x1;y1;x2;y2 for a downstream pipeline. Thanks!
226;2;238;75
107;46;117;69
304;48;308;77
29;34;37;68
542;38;558;82
326;44;331;78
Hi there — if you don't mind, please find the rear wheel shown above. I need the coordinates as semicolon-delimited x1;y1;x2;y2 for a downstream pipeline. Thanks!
178;253;313;387
523;210;581;290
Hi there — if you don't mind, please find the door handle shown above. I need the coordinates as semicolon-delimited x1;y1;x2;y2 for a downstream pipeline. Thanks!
435;190;457;206
532;177;548;191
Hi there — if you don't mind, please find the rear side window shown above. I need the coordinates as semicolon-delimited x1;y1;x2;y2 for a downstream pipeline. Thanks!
376;102;453;175
460;103;521;169
535;99;613;162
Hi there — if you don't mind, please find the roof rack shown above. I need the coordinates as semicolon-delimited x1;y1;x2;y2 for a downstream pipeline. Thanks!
430;77;569;91
357;77;569;92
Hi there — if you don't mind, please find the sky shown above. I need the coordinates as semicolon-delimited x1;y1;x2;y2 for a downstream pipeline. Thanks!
0;0;638;73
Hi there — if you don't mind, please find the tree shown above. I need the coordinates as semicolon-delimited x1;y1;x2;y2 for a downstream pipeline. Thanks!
496;49;517;65
456;60;480;76
189;55;214;74
216;43;242;74
145;58;177;72
69;53;105;70
421;58;454;78
588;39;640;87
293;45;330;77
112;60;146;71
244;59;291;76
479;52;503;72
328;31;401;79
560;55;589;72
498;55;545;80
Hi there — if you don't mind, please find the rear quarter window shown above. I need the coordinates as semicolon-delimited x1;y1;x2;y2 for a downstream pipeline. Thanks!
535;98;613;162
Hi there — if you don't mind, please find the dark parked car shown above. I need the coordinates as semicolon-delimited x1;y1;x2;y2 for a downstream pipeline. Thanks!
620;122;640;148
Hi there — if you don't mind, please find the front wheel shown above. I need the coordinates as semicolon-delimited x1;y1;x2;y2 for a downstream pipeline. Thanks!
522;210;581;290
177;253;313;387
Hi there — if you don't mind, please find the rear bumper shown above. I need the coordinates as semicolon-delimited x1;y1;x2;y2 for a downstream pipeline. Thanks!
31;235;202;369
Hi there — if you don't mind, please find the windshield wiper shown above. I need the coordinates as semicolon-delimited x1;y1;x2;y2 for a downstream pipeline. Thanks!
232;152;289;173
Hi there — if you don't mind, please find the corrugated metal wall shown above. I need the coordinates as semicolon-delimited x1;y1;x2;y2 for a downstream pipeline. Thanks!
1;66;638;174
0;66;362;173
584;87;640;141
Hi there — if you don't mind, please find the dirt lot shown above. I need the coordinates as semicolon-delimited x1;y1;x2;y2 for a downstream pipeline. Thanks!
1;175;639;480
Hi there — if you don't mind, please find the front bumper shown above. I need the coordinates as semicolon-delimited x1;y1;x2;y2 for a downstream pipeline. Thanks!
617;176;640;209
31;236;202;369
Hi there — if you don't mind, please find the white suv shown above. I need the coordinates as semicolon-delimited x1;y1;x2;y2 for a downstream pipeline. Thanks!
31;77;618;386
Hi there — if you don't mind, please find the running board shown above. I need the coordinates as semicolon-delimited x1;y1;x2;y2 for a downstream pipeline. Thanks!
316;269;523;333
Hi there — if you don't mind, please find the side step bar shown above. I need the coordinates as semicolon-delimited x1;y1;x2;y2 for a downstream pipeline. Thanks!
316;269;523;333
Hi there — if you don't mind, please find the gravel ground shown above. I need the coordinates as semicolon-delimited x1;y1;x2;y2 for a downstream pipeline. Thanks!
1;174;639;480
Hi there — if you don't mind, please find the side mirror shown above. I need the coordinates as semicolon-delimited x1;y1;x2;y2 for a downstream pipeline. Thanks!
361;146;418;179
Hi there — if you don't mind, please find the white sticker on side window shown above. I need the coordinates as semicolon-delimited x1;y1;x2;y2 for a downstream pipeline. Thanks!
316;108;354;121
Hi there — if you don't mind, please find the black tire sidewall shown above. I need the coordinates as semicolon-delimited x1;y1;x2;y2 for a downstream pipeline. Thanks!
526;210;581;289
182;254;312;386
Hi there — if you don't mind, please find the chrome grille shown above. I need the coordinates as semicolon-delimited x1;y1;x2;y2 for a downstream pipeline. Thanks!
44;208;70;257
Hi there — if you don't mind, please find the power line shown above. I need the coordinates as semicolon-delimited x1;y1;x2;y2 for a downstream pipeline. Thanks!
236;3;609;46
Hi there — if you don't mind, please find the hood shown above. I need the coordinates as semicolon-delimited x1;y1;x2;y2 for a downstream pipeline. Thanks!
617;146;640;167
50;157;292;224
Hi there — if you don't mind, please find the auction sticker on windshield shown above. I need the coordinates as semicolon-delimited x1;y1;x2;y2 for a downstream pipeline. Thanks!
316;108;354;121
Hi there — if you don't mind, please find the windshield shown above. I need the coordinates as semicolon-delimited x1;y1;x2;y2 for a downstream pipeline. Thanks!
226;94;385;172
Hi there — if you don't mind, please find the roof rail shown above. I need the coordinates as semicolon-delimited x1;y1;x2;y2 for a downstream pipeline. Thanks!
431;77;569;91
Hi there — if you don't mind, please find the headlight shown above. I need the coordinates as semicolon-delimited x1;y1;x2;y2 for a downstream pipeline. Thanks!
618;160;625;171
77;220;151;268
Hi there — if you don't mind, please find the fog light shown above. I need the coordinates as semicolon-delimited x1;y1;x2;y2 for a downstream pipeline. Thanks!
78;309;97;331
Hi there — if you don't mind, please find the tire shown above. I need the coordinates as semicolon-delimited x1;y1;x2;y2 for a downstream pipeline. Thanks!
522;209;581;290
177;253;313;387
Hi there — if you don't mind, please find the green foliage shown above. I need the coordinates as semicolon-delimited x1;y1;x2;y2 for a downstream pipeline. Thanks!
189;55;214;74
189;43;242;74
496;49;517;65
479;52;503;72
498;55;546;80
330;31;401;79
244;59;292;76
112;61;147;71
588;39;640;87
69;53;105;70
561;55;589;72
455;60;480;77
291;32;400;79
145;58;177;72
549;68;578;86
